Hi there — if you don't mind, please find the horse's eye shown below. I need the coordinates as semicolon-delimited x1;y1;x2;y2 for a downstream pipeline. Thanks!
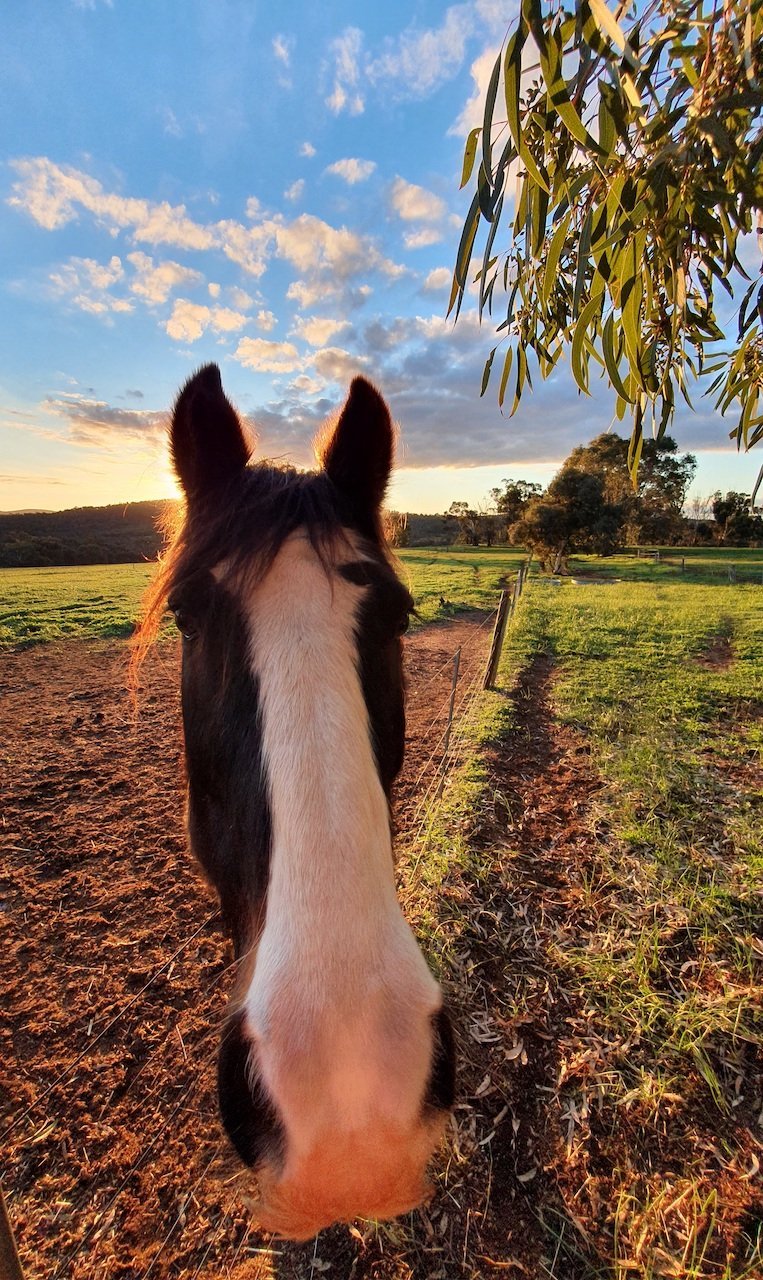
398;614;410;636
172;608;197;640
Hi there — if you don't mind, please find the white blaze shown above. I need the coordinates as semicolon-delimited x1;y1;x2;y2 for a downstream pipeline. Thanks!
240;533;440;1159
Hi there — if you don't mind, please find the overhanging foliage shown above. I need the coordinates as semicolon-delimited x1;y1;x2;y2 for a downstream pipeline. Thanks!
451;0;763;486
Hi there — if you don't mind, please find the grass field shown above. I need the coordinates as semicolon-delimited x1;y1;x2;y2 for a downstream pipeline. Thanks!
397;557;763;1278
0;547;528;648
0;562;155;648
2;545;761;649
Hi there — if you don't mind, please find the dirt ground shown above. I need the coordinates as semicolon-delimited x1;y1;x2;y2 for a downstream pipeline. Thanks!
4;619;759;1279
1;617;495;1280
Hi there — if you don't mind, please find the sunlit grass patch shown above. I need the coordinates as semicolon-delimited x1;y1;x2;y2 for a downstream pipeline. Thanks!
0;548;528;649
396;565;762;1277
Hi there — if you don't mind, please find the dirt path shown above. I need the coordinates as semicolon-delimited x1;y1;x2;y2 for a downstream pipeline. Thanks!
1;618;494;1280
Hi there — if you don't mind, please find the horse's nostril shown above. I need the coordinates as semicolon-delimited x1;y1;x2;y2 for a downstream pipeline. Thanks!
217;1011;284;1170
425;1006;456;1112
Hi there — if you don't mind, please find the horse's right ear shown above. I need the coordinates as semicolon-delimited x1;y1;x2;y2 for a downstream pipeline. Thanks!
171;364;251;501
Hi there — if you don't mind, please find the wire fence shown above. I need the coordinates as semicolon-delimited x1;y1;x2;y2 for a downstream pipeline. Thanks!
631;549;763;584
2;571;530;1279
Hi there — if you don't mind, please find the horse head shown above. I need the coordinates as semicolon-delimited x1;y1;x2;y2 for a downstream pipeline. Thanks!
162;364;454;1239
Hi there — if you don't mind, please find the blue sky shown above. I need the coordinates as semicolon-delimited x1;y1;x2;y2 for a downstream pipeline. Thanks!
1;0;759;514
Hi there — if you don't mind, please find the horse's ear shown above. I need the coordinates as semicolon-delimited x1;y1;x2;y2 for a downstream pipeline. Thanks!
318;377;394;524
171;364;251;500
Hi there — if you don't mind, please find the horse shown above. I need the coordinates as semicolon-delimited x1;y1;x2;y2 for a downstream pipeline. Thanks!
137;364;455;1240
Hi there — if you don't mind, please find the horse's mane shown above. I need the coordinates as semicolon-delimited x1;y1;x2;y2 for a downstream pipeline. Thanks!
129;459;387;689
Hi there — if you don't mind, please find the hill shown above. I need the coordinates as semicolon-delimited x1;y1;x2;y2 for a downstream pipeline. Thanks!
0;501;459;568
0;500;173;568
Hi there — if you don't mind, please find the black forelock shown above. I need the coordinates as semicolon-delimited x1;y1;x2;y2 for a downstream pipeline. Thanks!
167;460;385;600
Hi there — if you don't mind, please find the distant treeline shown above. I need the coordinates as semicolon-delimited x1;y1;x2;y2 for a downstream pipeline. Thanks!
0;502;453;568
0;501;172;568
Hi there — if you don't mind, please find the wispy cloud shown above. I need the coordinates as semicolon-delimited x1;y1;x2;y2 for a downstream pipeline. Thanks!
49;255;133;316
325;28;365;116
234;337;302;373
324;158;377;185
127;252;202;305
10;158;402;310
273;34;293;66
290;315;350;347
165;300;248;342
44;393;165;450
367;5;471;99
284;178;305;203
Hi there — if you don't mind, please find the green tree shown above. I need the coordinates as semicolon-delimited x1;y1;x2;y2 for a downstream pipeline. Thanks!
510;466;625;570
712;489;763;541
452;0;763;488
489;477;543;533
565;432;697;541
445;500;500;545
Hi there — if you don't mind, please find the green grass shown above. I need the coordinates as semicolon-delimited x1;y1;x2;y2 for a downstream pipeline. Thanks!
0;563;155;648
568;544;763;585
0;547;527;649
396;545;526;622
398;559;762;1279
2;545;759;649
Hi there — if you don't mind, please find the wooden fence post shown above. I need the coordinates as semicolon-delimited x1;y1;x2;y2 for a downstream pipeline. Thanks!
483;588;511;690
0;1186;25;1280
436;647;461;797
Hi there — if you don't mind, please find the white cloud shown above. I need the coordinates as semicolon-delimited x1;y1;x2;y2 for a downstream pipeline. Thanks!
390;176;446;223
273;34;293;66
423;266;452;292
10;157;400;317
324;157;377;185
55;255;123;291
49;255;133;316
300;141;317;158
325;28;365;115
291;316;350;347
10;156;211;248
245;195;262;219
228;286;254;309
367;5;471;99
161;107;183;138
256;309;276;331
404;228;444;249
289;373;326;395
284;178;305;203
214;217;277;277
450;43;502;136
287;280;326;310
208;282;221;298
44;394;164;450
312;346;369;385
165;300;211;342
276;215;404;298
166;299;247;342
211;306;250;334
234;337;302;373
127;252;202;305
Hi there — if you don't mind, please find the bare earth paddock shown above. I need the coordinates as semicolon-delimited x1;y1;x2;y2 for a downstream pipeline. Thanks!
2;558;762;1279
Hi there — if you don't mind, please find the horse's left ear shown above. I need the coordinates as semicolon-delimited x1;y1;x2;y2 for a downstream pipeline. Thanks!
318;377;394;526
171;364;251;501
